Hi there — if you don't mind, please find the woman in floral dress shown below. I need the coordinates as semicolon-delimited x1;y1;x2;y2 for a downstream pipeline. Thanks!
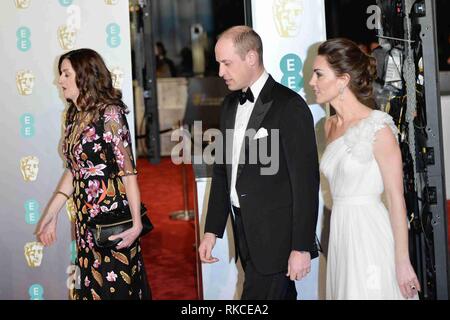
36;48;151;300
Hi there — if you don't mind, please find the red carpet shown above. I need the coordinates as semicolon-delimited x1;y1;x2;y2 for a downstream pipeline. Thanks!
137;157;198;300
136;156;450;300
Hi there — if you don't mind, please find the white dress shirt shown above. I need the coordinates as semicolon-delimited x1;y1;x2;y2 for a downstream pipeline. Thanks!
230;71;269;208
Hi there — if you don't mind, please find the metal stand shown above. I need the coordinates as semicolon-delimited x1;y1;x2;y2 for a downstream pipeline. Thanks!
375;0;449;299
170;123;194;221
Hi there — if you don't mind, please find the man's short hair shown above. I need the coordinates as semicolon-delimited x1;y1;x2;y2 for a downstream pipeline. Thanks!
219;26;264;66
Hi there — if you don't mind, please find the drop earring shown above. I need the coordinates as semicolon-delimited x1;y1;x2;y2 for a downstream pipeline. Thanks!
339;86;345;100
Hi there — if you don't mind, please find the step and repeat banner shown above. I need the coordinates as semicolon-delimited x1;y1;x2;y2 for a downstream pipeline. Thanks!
252;0;328;300
200;0;328;300
0;0;134;300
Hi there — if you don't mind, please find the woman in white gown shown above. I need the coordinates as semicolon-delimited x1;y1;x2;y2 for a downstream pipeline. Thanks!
309;38;420;300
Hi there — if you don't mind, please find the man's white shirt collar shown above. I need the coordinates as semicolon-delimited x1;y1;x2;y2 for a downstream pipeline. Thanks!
247;70;269;103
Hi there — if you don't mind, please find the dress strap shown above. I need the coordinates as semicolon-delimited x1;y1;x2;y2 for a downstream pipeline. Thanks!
343;110;399;163
370;110;399;144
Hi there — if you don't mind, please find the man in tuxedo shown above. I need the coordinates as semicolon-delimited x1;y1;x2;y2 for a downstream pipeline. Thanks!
198;26;319;300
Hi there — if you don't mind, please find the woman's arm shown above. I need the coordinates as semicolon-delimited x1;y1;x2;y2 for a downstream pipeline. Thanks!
108;174;143;250
103;105;143;249
373;126;420;299
121;174;143;230
35;169;74;246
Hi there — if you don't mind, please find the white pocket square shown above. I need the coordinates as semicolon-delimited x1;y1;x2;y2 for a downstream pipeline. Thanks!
253;127;268;140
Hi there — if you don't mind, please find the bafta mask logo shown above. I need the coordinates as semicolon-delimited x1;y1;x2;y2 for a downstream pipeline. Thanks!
15;0;31;9
111;67;124;89
24;241;44;268
58;25;77;50
16;70;35;96
105;0;118;4
20;156;39;182
273;0;304;38
66;198;76;222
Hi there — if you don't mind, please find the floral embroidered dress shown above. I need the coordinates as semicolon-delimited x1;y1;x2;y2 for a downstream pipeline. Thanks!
63;104;150;300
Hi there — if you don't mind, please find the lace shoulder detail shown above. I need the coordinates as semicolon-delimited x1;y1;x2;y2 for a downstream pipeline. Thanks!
344;110;398;163
372;110;399;141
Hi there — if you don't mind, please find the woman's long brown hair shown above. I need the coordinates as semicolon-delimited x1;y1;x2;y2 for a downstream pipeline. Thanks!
58;48;128;126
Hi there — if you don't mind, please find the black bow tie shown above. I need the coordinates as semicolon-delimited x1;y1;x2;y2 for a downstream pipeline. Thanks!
238;88;254;105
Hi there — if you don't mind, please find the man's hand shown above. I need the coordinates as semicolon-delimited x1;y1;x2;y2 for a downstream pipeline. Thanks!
198;232;219;263
286;250;311;281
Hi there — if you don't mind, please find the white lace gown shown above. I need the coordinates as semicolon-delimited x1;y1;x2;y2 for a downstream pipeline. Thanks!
320;110;418;300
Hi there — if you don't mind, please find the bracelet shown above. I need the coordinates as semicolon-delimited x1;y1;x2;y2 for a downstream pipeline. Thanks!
54;190;70;200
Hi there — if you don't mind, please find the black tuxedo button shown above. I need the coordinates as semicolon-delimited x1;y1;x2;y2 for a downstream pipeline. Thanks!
240;194;247;197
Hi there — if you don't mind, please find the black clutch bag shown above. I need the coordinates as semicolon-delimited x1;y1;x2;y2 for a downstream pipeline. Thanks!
86;203;153;248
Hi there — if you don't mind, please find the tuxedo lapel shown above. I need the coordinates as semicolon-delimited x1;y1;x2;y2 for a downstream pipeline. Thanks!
236;76;275;181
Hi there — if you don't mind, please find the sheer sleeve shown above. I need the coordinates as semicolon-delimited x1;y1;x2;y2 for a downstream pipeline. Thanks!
103;105;137;176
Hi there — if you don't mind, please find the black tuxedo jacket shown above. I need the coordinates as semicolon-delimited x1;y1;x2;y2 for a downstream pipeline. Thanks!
205;75;319;275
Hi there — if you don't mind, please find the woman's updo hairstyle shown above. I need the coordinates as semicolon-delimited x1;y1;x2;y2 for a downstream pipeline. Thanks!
318;38;377;107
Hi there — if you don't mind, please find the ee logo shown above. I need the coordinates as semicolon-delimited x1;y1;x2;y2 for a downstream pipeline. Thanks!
59;0;73;6
70;240;77;264
20;113;35;138
29;284;44;300
106;23;121;48
17;27;31;52
280;53;304;93
25;199;40;225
